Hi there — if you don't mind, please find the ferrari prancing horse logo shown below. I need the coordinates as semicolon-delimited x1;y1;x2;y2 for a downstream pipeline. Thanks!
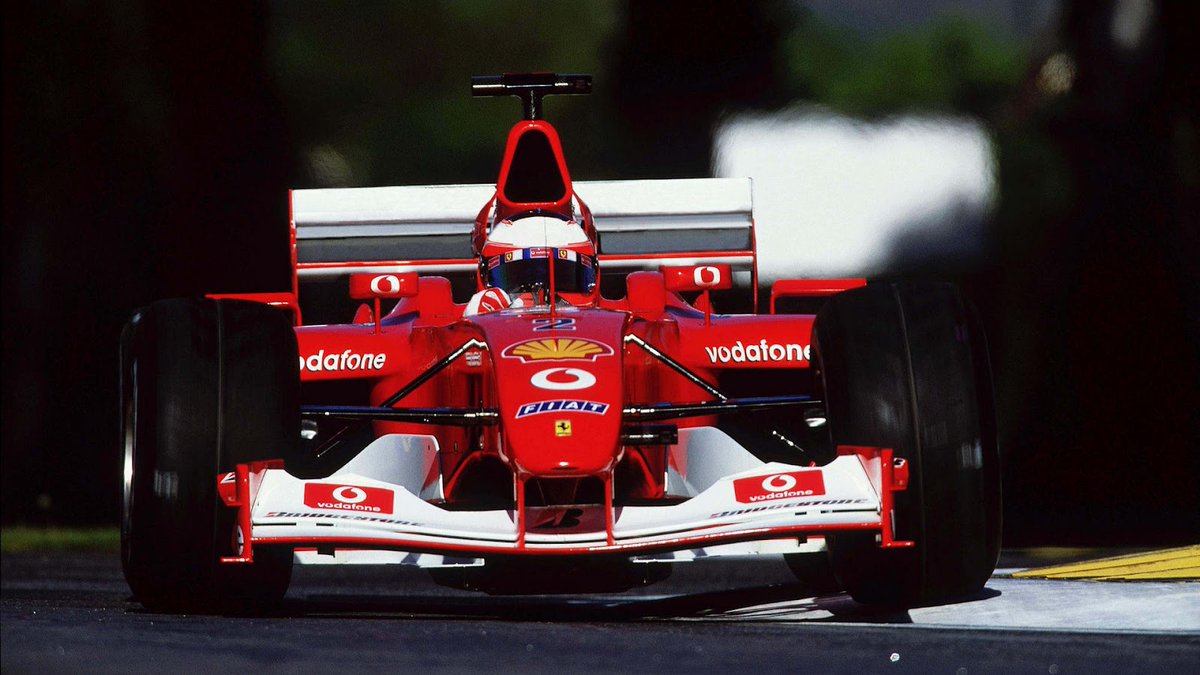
555;420;572;437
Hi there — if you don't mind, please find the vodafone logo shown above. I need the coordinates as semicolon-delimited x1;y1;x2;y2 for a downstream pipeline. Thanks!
531;367;595;391
349;272;415;300
663;264;732;292
332;486;367;503
303;483;394;514
733;471;826;504
704;340;810;364
693;266;723;288
370;275;401;295
762;474;798;492
299;349;387;373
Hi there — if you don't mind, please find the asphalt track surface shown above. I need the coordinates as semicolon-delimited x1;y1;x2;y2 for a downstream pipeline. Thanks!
3;552;1197;674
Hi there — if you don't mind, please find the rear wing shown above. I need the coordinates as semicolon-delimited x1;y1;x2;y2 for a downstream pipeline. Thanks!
290;178;757;293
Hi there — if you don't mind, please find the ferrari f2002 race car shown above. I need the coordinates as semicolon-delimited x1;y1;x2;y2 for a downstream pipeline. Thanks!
121;74;1000;613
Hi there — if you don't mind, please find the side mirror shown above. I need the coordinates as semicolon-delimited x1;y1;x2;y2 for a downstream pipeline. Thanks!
626;271;666;319
349;273;419;300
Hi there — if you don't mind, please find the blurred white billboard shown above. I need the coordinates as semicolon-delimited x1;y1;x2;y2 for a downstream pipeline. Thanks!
713;108;996;283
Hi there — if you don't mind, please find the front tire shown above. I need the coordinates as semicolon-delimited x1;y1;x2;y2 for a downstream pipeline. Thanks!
121;298;299;613
815;282;1001;607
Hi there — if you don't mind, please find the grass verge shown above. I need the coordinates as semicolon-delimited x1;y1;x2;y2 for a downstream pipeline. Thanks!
1;526;120;554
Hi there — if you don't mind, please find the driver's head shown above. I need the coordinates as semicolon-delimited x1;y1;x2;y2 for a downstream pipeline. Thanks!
479;214;597;298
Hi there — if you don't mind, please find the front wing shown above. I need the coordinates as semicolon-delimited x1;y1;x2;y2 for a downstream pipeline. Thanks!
217;431;911;566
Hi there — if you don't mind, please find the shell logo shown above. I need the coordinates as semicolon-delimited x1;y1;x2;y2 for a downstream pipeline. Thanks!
502;338;615;363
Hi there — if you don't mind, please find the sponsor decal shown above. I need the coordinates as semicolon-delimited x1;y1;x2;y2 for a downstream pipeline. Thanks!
531;367;595;391
299;349;387;373
555;420;572;437
370;275;401;295
532;317;576;332
693;266;724;288
502;338;614;362
500;247;569;262
465;350;483;367
711;498;870;519
664;264;733;292
733;471;826;504
349;273;417;300
516;399;609;418
266;511;420;527
304;483;394;514
703;340;810;364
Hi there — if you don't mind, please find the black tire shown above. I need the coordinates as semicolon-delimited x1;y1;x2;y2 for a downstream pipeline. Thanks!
814;282;1001;607
121;298;299;613
783;552;842;595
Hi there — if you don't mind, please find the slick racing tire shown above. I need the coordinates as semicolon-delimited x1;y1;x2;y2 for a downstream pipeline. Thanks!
814;282;1000;607
121;298;299;614
783;552;842;596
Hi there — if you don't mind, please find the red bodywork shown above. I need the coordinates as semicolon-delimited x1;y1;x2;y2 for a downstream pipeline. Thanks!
213;114;895;561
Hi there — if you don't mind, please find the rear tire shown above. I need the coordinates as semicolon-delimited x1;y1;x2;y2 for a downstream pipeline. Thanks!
814;282;1000;607
121;298;299;613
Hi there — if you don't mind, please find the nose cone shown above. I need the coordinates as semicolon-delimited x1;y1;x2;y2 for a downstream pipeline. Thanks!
471;310;627;477
506;363;622;475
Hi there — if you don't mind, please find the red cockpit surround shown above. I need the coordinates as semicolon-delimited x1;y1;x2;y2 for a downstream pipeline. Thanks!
494;121;574;218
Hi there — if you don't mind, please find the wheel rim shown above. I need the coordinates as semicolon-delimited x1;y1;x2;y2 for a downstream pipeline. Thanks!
121;359;137;563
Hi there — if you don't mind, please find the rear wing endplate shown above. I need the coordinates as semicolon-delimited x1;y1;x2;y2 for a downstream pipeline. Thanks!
290;178;757;291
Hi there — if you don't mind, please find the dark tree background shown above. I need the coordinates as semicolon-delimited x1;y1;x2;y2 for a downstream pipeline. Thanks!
4;1;1196;545
4;3;293;525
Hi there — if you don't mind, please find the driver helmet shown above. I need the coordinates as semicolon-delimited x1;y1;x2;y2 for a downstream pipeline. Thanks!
479;213;598;300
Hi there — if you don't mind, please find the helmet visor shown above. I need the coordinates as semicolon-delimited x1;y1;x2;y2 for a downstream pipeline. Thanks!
486;248;596;295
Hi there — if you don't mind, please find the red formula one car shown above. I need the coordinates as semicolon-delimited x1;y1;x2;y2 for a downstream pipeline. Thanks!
121;74;1000;613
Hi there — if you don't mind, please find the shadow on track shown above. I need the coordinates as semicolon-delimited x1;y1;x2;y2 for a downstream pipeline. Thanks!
278;582;1001;623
